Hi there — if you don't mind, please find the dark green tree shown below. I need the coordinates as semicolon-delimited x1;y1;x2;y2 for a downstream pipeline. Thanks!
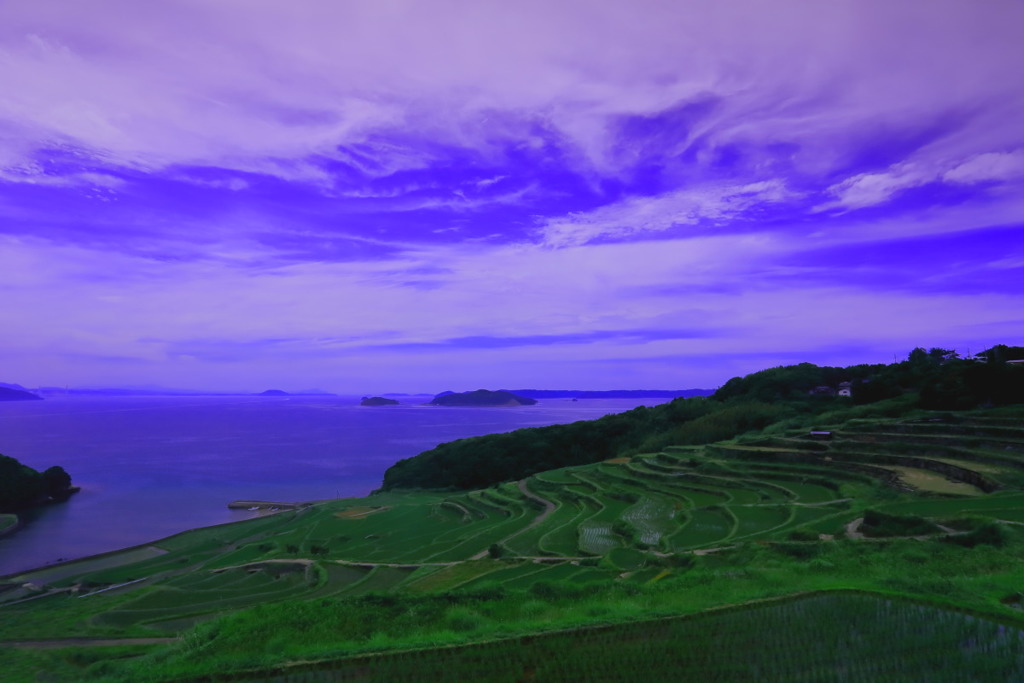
0;454;45;511
42;466;72;498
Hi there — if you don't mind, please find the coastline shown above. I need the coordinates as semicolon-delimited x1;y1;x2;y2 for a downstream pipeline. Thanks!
0;514;23;538
0;498;323;583
227;500;309;512
0;395;657;582
0;487;79;541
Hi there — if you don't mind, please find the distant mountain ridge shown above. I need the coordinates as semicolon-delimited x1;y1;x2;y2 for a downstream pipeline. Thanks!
361;396;400;406
16;383;707;400
505;389;714;399
0;386;42;401
382;344;1024;491
429;390;537;406
32;386;338;397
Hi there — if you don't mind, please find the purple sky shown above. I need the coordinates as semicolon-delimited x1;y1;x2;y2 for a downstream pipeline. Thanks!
1;1;1022;393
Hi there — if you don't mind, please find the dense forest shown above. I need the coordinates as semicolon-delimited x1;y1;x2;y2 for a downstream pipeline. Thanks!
380;345;1024;491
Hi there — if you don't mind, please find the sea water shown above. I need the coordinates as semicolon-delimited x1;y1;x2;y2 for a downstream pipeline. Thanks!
0;394;667;575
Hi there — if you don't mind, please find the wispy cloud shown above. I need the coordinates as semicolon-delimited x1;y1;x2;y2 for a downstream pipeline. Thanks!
2;1;1023;390
1;1;1020;186
4;221;1019;390
540;181;794;246
821;149;1024;211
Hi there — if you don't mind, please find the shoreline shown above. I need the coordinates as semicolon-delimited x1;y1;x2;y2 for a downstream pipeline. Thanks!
0;497;332;583
0;514;23;538
227;500;310;512
0;487;80;542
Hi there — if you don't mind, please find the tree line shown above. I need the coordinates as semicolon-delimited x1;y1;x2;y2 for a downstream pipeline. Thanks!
379;345;1024;491
0;453;74;512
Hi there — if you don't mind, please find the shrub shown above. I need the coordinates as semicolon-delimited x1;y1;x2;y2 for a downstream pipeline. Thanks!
772;542;820;561
944;522;1008;548
443;607;485;633
861;510;936;537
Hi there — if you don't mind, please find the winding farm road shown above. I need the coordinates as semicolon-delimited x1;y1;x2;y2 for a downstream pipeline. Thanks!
1;637;179;650
845;517;865;539
516;480;558;524
469;479;557;560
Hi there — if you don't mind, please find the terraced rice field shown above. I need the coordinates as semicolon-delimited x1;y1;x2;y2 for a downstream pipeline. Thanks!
3;407;1023;640
227;591;1024;682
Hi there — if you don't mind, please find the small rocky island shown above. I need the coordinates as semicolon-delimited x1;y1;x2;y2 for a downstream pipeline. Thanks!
360;396;400;406
258;389;290;396
428;389;537;406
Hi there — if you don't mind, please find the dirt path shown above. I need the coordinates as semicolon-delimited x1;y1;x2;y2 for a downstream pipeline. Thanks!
334;560;462;569
212;558;468;573
440;501;472;522
845;517;865;539
210;558;314;573
469;480;557;560
335;506;391;520
692;546;736;556
516;480;557;524
794;498;854;507
2;637;179;650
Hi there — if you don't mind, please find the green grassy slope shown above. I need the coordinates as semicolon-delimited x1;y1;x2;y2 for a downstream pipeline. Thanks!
2;403;1024;680
168;592;1024;682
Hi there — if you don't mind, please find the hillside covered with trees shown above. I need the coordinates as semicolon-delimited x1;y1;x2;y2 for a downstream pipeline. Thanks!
0;386;42;401
381;346;1024;491
429;390;538;406
5;347;1024;681
0;454;75;513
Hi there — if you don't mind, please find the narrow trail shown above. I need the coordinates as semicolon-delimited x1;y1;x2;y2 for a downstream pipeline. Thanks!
212;558;465;572
334;560;462;569
1;637;179;650
795;498;854;507
440;501;473;522
843;517;967;542
469;479;557;560
845;517;865;539
516;479;557;525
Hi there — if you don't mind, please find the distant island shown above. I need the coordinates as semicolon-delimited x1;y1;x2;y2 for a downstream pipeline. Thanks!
360;396;400;406
506;389;714;399
0;386;42;401
29;386;338;397
429;389;537;406
258;389;290;396
7;344;1024;681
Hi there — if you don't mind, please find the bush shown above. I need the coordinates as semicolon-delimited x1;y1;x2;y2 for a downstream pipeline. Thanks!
443;606;486;633
861;510;936;537
773;542;820;561
944;522;1008;548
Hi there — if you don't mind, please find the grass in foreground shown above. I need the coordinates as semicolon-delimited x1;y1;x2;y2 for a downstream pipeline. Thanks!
3;405;1024;681
176;592;1024;683
9;530;1014;682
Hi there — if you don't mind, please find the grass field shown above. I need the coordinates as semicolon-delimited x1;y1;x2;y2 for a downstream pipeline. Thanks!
191;591;1024;682
2;404;1024;681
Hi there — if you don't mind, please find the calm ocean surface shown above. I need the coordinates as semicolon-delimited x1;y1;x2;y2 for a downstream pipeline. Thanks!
0;394;666;575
